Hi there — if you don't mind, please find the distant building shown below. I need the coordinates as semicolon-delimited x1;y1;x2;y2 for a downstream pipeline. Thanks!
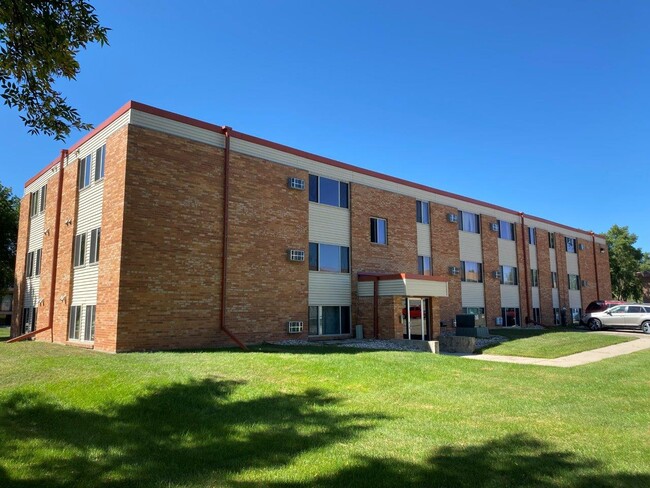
12;102;613;352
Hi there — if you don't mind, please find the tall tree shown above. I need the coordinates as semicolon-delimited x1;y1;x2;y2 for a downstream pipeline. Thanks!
605;225;643;301
0;0;109;140
0;181;19;293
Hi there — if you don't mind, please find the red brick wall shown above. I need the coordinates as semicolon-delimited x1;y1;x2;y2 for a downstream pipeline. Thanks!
516;222;530;322
480;215;501;328
555;233;569;318
536;229;553;324
595;243;612;299
430;203;461;326
11;195;31;337
577;237;598;309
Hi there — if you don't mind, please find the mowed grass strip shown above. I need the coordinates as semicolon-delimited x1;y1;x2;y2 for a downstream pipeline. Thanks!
481;329;634;358
0;341;649;487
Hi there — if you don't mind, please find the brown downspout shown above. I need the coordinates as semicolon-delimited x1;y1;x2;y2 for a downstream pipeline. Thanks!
591;232;600;300
520;212;530;323
373;277;379;339
219;127;248;351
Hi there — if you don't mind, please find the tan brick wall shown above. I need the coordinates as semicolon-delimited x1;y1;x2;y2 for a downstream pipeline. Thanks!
480;215;501;328
536;229;554;324
11;195;31;337
577;237;598;309
430;203;461;326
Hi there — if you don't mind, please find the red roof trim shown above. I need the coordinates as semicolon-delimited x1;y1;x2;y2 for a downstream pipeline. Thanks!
23;100;603;238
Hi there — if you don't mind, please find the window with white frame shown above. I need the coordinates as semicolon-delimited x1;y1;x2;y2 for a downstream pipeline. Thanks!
78;155;92;190
416;200;429;224
68;305;81;340
551;271;558;288
528;227;536;245
89;228;101;264
461;261;482;283
39;185;47;213
308;175;348;208
418;256;432;275
498;220;515;240
309;243;349;273
25;251;34;277
568;274;580;290
95;145;106;181
565;237;577;253
21;307;37;334
459;211;480;233
370;217;387;245
84;305;96;341
570;308;582;324
530;268;539;287
308;306;351;336
29;191;39;217
549;232;556;249
73;233;86;267
532;307;541;324
500;265;518;285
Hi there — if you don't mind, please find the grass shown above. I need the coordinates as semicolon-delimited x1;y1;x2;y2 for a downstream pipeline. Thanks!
0;326;9;341
0;341;649;487
483;328;635;358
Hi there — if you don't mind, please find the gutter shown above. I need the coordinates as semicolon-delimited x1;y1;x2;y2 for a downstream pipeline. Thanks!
219;127;248;351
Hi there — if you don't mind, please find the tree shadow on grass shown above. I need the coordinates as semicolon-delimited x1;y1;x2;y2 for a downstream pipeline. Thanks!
242;433;650;487
0;379;386;487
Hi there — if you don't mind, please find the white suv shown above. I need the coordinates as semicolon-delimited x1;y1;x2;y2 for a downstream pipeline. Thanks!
582;304;650;333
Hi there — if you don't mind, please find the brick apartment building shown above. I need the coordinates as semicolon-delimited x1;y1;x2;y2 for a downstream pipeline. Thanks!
11;101;612;352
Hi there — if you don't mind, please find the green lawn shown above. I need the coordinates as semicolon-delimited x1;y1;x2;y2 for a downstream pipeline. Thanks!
0;326;9;341
1;342;649;487
483;329;634;358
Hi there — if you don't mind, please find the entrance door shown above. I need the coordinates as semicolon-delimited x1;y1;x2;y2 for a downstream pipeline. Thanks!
402;298;429;340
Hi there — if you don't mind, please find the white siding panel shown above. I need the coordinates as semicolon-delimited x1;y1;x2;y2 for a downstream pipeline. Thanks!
459;232;483;262
308;272;351;306
498;239;518;266
569;290;582;309
500;285;520;308
461;282;485;307
72;266;99;304
566;253;579;275
416;223;431;256
405;279;448;297
552;289;559;308
532;287;540;308
24;171;56;199
24;277;40;306
378;279;406;296
357;281;374;297
76;183;104;235
529;244;537;268
524;216;603;246
130;110;225;149
549;249;557;272
309;203;350;246
27;213;45;251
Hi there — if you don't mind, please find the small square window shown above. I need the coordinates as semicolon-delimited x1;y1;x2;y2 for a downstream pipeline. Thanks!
498;220;515;241
370;218;387;245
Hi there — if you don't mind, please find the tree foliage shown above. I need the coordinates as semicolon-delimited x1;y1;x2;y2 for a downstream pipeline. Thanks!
0;181;19;293
605;225;643;301
0;0;109;140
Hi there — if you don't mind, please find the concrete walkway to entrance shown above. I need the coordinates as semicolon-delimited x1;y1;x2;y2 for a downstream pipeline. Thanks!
445;331;650;368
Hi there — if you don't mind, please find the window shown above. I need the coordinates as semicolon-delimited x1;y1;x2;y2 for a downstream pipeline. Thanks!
461;261;483;283
416;200;429;224
549;232;556;249
21;307;37;334
568;274;580;290
501;307;520;327
68;305;81;340
78;155;92;190
418;256;432;275
84;305;96;341
34;249;42;276
95;145;106;181
73;233;86;267
308;243;349;273
459;211;480;233
462;307;486;326
89;228;101;264
39;185;47;213
528;227;536;245
308;175;348;208
532;307;541;324
29;191;39;217
370;218;387;245
551;271;558;288
565;237;577;253
530;268;539;287
553;308;561;325
25;251;34;277
308;306;351;336
498;220;515;240
570;308;582;325
500;265;518;285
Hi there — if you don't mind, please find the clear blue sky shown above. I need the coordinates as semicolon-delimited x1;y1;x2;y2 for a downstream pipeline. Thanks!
1;1;648;249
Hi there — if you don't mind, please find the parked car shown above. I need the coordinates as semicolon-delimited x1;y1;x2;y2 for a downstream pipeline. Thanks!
584;300;626;315
582;303;650;333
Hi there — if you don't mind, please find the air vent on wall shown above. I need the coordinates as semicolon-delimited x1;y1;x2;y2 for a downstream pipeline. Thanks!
490;222;499;232
288;249;305;262
581;280;588;287
449;266;460;276
578;243;586;251
288;321;304;333
495;317;503;326
493;270;502;279
288;177;305;190
447;213;458;223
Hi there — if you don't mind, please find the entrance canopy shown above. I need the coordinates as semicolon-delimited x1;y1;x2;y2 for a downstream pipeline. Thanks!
358;273;448;298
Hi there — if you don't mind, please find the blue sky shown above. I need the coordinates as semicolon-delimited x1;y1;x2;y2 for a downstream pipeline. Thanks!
1;1;648;249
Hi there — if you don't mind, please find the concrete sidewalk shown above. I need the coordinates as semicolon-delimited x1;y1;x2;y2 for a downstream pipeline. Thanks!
446;335;650;368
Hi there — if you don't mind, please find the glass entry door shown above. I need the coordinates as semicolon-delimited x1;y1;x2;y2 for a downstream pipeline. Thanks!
402;298;428;340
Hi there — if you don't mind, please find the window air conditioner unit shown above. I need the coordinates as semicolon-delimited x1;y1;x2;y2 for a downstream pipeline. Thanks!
447;213;458;223
493;270;502;279
287;249;305;262
495;317;503;326
581;280;588;287
578;243;585;251
288;177;305;190
490;222;499;232
449;266;460;276
288;321;304;333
